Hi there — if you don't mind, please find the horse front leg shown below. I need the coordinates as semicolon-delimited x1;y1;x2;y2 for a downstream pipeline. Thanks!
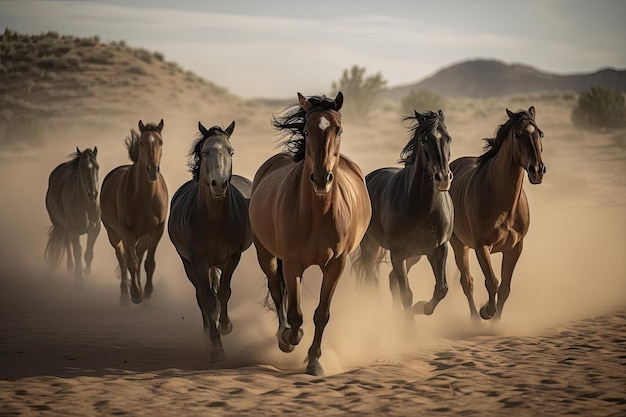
306;256;346;376
217;252;242;335
414;244;449;316
495;241;523;320
475;244;499;320
122;233;142;304
84;221;101;276
451;234;480;321
64;231;74;274
144;223;164;299
69;232;83;280
389;252;414;327
281;260;305;350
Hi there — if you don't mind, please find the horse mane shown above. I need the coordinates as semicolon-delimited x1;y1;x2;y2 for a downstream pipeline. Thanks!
188;126;229;182
67;148;96;170
477;108;534;167
400;111;446;165
124;122;162;163
272;95;340;162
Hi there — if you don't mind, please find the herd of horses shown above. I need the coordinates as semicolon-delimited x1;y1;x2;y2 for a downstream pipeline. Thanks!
44;92;546;376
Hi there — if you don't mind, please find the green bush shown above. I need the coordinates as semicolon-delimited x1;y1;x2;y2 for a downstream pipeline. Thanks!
401;90;445;115
572;86;626;129
330;65;387;122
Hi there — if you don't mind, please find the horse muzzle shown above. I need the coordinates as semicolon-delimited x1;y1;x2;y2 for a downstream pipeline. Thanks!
434;171;453;192
146;165;160;181
527;163;546;185
310;171;333;195
209;179;228;200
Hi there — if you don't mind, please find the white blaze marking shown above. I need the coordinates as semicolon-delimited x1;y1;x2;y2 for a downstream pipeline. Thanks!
148;133;156;142
527;124;535;134
318;116;330;132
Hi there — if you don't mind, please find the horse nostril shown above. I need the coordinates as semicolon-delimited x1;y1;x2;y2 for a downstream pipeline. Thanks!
529;165;536;174
542;165;547;174
211;179;217;187
156;166;160;174
327;172;334;183
310;172;315;183
221;180;228;190
434;173;441;182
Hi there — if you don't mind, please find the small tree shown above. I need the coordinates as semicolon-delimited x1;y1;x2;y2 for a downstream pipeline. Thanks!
401;90;445;116
331;65;387;122
572;86;626;129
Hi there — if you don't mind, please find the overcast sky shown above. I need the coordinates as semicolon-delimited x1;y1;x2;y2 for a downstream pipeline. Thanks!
2;0;625;98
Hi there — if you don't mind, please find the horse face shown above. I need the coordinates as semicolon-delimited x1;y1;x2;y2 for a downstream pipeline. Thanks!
511;110;545;185
78;148;99;202
138;130;163;181
201;133;234;199
420;120;453;192
298;93;343;195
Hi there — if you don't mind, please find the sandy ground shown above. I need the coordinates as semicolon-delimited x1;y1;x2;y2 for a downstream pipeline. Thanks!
0;105;625;416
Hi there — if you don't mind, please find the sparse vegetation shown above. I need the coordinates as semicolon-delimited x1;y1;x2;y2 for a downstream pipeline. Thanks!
571;86;626;129
400;90;446;116
331;65;387;123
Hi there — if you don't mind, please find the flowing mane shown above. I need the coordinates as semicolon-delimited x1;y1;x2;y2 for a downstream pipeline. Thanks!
400;110;447;165
271;95;341;162
477;108;535;167
187;126;229;182
124;122;162;163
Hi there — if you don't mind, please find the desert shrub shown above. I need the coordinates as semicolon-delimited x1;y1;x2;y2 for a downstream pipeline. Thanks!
126;64;148;75
572;86;626;129
77;35;100;47
153;51;164;62
35;54;81;70
134;48;153;64
400;90;446;115
84;50;115;65
330;65;387;122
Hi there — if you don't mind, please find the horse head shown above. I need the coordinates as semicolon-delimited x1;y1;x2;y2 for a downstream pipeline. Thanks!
196;121;235;200
406;109;453;191
137;119;164;181
76;146;99;202
299;92;344;195
506;106;546;184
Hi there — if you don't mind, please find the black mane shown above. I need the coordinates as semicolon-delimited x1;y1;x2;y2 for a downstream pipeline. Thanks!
68;148;97;170
272;95;340;162
477;108;534;167
400;111;447;165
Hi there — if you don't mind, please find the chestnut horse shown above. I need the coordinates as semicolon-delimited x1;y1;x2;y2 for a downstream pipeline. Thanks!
249;92;371;376
352;110;454;322
449;106;546;321
100;120;169;304
45;147;101;279
168;121;252;362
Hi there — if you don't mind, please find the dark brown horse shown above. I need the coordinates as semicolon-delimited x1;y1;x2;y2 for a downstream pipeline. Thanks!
45;147;101;279
168;121;252;362
352;110;454;322
249;92;372;376
449;106;546;321
100;120;169;304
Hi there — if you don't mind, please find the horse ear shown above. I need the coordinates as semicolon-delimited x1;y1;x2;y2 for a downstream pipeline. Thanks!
225;121;235;137
158;119;164;132
528;106;536;120
438;109;445;123
414;110;425;125
506;108;515;119
198;122;209;137
76;146;81;155
334;91;344;111
297;92;313;111
93;146;98;156
138;120;145;132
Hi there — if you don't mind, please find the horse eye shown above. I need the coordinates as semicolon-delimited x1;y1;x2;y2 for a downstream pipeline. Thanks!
304;131;309;136
338;128;343;136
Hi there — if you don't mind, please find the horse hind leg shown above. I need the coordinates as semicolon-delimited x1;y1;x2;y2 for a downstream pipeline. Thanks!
414;244;449;316
144;224;165;299
356;234;383;290
84;221;101;276
64;232;74;274
495;241;523;320
450;235;480;322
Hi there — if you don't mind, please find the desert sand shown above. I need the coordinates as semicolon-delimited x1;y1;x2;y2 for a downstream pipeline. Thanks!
1;96;625;416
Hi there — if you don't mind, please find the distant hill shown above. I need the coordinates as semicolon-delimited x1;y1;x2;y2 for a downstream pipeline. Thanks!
385;59;626;100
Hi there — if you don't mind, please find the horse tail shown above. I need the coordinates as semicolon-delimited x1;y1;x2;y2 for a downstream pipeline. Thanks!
350;243;386;289
44;223;66;267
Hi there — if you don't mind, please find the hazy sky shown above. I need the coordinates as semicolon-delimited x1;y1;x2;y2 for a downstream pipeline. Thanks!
2;0;625;98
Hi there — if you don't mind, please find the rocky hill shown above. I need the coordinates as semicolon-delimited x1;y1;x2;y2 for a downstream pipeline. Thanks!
386;59;626;100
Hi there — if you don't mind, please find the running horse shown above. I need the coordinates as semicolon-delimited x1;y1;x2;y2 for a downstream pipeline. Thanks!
100;120;169;304
168;121;252;362
249;92;372;376
449;106;546;321
352;110;454;322
45;147;101;279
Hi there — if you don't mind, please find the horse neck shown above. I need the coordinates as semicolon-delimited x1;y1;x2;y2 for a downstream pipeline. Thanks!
197;183;231;221
485;135;525;211
405;153;438;208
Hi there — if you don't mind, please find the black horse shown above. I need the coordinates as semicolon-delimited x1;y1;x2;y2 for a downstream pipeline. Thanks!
352;110;454;322
168;121;252;362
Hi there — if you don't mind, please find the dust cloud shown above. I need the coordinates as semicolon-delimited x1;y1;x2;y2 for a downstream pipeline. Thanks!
0;104;624;378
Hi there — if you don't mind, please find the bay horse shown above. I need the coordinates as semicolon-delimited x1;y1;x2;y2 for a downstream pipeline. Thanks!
100;120;169;304
249;92;372;376
352;110;454;321
168;121;252;362
449;106;546;321
45;147;101;279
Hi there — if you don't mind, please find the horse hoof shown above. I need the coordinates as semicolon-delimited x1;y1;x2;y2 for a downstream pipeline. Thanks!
412;301;434;315
479;305;495;320
305;360;324;376
144;285;153;298
130;292;143;305
218;321;233;336
210;345;226;363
